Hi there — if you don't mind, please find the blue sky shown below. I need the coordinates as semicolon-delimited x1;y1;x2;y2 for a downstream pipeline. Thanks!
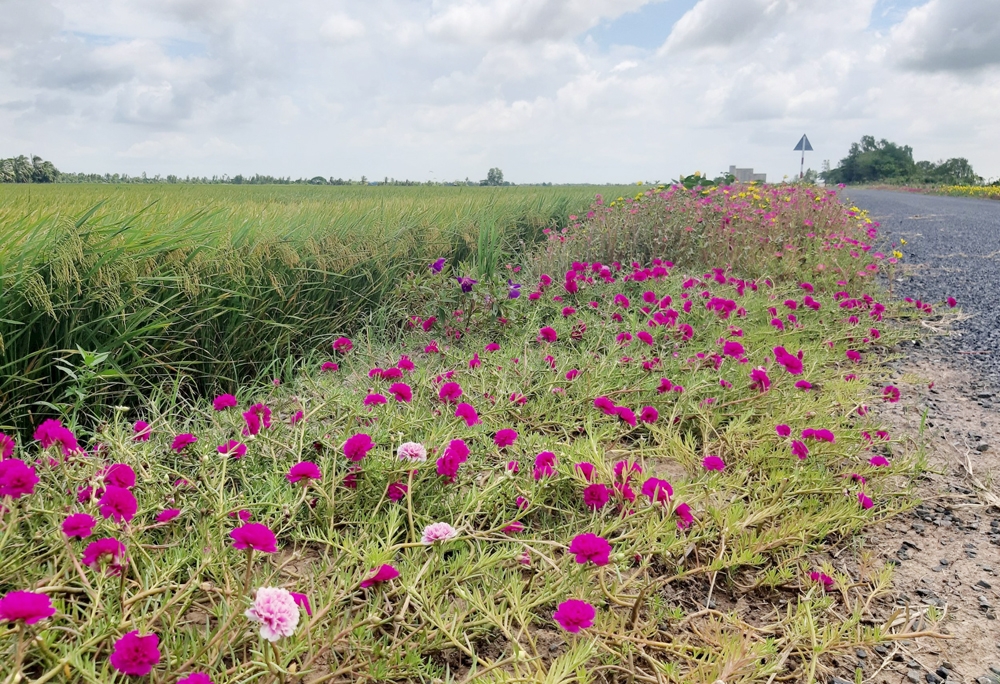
2;0;998;182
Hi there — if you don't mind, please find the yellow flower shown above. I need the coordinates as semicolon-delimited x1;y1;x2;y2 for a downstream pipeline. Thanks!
892;250;903;259
900;238;907;245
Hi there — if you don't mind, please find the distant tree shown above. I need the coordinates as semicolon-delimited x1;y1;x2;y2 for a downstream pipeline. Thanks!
821;135;982;185
481;168;504;186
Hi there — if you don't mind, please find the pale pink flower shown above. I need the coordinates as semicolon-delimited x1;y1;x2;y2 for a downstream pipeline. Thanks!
421;522;458;544
245;587;300;642
397;442;427;462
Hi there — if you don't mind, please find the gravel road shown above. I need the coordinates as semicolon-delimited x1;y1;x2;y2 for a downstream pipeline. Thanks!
845;189;1000;393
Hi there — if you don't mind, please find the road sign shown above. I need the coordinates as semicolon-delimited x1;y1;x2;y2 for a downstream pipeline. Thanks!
794;135;813;179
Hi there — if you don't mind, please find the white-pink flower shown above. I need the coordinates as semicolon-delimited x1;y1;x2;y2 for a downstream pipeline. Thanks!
245;587;300;642
421;522;458;544
397;442;427;462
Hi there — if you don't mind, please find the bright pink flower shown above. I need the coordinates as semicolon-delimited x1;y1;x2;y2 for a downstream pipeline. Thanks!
363;393;387;407
454;402;480;426
637;331;654;346
110;631;160;676
568;533;611;566
773;346;803;375
0;459;38;499
343;433;374;461
674;502;694;529
538;326;558;343
869;455;890;467
594;396;617;415
494;429;518;448
749;367;771;392
802;428;835;443
613;294;630;309
615;406;637;427
565;368;579;381
582;483;611;510
641;477;672;503
616;331;632;346
775;424;791;437
0;590;56;625
289;410;304;425
98;486;137;523
770;318;785;332
722;341;745;358
63;512;96;538
947;297;957;308
533;451;556;480
468;353;481;369
0;432;13;459
230;523;278;553
332;337;353;353
503;521;524;534
132;421;151;442
360;564;399;588
171;433;197;452
33;419;80;457
484;343;501;353
613;460;642;482
516;496;529;510
809;571;834;588
246;587;299;641
883;385;900;403
639;406;658;424
791;440;809;459
156;508;180;523
846;349;861;362
575;462;595;481
858;492;873;509
217;440;247;459
506;460;519;473
702;455;725;471
561;306;576;317
387;481;407;502
795;380;813;390
438;382;463;403
213;394;237;411
421;522;458;544
178;674;213;684
287;462;322;484
103;463;136;489
83;537;126;574
553;599;595;633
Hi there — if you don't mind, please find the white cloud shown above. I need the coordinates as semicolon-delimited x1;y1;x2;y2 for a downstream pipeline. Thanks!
1;0;999;182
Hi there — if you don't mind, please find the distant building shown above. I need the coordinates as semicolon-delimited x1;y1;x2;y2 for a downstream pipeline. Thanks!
729;165;766;182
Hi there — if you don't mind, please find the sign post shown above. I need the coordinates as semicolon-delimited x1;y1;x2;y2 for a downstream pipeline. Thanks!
793;135;813;180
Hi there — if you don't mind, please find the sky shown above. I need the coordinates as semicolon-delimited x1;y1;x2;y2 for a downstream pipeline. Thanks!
1;0;999;183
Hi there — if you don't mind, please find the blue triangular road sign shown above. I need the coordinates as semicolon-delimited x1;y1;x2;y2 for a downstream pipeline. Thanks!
794;135;813;151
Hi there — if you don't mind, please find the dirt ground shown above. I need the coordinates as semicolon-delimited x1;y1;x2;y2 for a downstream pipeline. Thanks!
849;338;1000;684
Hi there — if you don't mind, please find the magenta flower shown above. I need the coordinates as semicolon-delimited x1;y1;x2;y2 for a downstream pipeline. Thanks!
869;455;890;467
533;451;556;480
639;406;659;424
506;460;519;473
613;294;630;309
722;341;745;358
213;394;238;411
883;385;900;403
178;674;213;684
156;508;180;523
775;424;791;437
230;523;278;553
516;496;529;510
421;522;458;544
582;483;611;510
809;571;834;589
455;402;480;426
33;419;80;456
0;432;14;459
332;337;353;353
63;512;96;539
637;331;654;346
246;587;299;642
594;396;617;415
132;421;151;442
287;462;322;484
568;533;611;566
0;459;39;499
469;353;481;369
390;383;413;403
858;492;873;509
397;441;427;462
343;433;374;461
674;502;694;529
290;592;312;616
438;382;463;403
947;297;957;307
104;463;136;489
615;406;637;427
82;537;127;574
613;460;642;482
791;440;809;459
98;486;137;523
641;477;672;503
802;428;835;443
321;361;340;373
444;439;470;462
494;429;518;448
538;326;558;343
773;347;803;375
387;481;407;501
110;631;161;676
702;455;725;472
749;367;771;392
363;393;387;407
217;440;247;459
171;433;197;452
503;521;524;534
360;564;399;588
846;349;861;363
565;368;580;381
553;599;595;633
575;462;596;481
0;591;56;625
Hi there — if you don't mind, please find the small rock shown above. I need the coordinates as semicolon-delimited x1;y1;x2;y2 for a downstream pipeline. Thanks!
978;444;990;452
908;673;923;684
940;559;950;566
991;665;1000;676
856;649;867;659
942;662;954;670
978;580;993;589
926;673;942;684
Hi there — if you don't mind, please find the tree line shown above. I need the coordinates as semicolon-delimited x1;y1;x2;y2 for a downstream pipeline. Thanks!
821;135;988;185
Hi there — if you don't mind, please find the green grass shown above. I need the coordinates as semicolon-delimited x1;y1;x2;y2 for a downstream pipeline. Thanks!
0;184;624;430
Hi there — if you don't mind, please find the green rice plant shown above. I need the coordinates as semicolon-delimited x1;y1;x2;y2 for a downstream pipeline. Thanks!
0;185;626;430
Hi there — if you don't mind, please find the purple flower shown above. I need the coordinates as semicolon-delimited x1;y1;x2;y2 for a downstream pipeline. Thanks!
456;276;478;293
430;258;447;273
